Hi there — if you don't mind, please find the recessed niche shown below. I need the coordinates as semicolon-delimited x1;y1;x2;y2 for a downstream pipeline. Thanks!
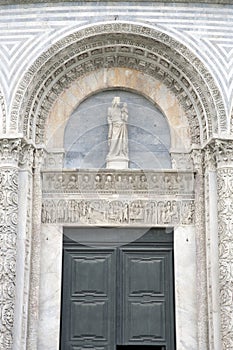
64;90;171;169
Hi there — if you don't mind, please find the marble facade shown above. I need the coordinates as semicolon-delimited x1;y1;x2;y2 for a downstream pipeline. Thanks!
0;1;233;349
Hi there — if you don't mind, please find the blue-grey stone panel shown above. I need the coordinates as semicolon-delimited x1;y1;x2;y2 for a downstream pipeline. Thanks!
64;90;171;169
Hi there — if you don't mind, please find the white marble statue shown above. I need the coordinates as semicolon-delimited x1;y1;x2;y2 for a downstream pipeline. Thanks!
106;97;129;168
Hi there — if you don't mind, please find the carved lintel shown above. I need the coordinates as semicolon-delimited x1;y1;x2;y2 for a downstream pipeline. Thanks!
42;170;195;195
41;198;194;226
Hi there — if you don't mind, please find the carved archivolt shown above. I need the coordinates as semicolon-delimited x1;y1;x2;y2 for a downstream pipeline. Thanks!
11;22;224;145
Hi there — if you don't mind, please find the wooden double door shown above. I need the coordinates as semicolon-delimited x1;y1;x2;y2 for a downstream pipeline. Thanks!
60;228;175;350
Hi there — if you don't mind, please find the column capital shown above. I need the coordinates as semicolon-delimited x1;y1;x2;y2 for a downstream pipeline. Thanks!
213;139;233;168
0;138;21;166
191;148;204;173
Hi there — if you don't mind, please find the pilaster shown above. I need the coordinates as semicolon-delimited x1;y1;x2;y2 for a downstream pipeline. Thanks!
26;148;43;350
215;139;233;350
0;139;21;349
191;149;208;350
14;143;34;350
203;143;221;350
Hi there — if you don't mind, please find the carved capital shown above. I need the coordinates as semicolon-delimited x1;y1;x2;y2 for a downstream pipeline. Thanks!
203;144;217;171
214;139;233;168
19;143;34;170
0;139;21;166
191;149;204;173
33;149;44;173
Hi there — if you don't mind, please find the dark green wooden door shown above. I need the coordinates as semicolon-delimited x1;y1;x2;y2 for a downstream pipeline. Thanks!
60;229;175;350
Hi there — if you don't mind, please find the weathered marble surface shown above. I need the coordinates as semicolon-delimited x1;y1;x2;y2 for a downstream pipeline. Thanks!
174;226;198;350
38;225;62;350
37;224;198;350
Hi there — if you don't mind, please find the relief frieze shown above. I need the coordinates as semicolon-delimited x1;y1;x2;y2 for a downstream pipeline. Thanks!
42;170;195;226
42;170;194;195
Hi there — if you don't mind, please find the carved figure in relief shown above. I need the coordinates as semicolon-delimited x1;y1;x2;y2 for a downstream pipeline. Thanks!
130;201;144;222
182;201;194;224
115;175;124;191
171;201;179;223
106;97;129;167
54;175;65;189
81;174;90;190
139;175;148;190
94;174;102;190
67;175;77;190
105;174;113;190
122;203;129;223
160;201;172;224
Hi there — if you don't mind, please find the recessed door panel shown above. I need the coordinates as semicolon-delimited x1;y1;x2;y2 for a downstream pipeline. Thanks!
127;300;166;341
119;249;172;347
61;248;116;350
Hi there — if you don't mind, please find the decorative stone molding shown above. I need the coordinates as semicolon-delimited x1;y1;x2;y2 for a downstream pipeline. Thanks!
11;23;224;145
42;170;194;195
27;149;43;349
19;143;34;170
0;166;18;348
41;170;195;226
171;152;193;171
42;198;194;226
204;144;217;172
217;167;233;350
43;150;64;170
2;0;233;5
214;139;233;168
214;139;233;349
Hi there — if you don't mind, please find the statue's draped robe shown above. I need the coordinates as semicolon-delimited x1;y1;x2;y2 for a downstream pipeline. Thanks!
107;106;128;159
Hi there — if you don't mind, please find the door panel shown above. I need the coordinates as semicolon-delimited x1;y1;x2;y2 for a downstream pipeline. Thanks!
61;229;175;350
61;248;116;350
119;249;173;348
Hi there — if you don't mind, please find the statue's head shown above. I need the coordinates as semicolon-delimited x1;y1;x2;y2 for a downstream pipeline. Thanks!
112;96;120;106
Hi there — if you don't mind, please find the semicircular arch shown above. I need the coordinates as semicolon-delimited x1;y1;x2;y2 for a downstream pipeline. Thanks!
11;21;225;146
46;67;190;154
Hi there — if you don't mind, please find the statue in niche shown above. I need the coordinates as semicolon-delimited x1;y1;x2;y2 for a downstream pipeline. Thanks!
106;97;129;169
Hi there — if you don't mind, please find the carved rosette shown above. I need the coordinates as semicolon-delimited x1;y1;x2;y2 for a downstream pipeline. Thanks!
216;140;233;349
0;139;21;349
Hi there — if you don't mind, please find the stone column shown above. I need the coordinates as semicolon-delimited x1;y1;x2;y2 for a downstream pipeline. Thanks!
215;140;233;350
0;139;21;349
13;143;34;350
27;149;43;349
204;145;221;350
191;149;208;349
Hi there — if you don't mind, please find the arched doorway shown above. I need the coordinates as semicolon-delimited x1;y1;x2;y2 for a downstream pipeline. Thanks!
12;22;222;350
